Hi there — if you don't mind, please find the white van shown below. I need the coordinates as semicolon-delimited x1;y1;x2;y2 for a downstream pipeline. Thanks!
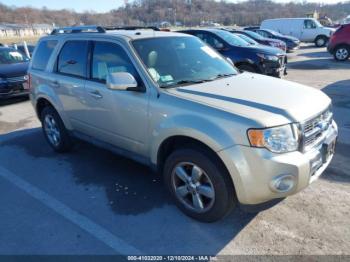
261;18;336;47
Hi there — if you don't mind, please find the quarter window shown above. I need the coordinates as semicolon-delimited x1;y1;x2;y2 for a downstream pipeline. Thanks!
57;41;88;78
91;41;139;83
31;40;57;71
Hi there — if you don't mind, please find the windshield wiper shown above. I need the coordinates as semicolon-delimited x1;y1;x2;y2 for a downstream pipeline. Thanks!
161;79;214;88
212;73;236;80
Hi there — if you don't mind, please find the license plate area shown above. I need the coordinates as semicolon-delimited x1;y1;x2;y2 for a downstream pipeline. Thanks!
321;135;336;163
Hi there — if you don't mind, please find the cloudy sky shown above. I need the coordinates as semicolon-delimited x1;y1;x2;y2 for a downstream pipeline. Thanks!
0;0;345;13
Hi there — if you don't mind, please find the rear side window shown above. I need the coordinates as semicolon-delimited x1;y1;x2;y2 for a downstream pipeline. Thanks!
31;40;57;71
57;41;88;78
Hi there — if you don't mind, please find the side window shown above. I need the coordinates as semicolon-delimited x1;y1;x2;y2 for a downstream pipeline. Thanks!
57;41;88;78
31;40;57;71
91;41;139;83
195;33;224;49
304;20;316;29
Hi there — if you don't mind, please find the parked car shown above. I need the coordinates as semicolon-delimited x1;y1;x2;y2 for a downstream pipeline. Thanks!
0;47;30;99
228;29;287;52
29;26;337;222
179;28;287;77
327;23;350;61
246;28;300;52
261;18;336;47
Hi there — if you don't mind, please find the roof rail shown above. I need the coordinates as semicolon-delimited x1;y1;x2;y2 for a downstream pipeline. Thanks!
51;25;106;35
103;26;161;31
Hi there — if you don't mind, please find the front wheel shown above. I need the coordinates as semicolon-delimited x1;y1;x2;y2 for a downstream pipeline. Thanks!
315;36;328;47
163;148;236;222
334;45;350;61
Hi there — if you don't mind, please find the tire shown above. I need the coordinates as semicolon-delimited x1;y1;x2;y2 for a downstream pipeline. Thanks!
333;45;350;61
237;64;257;73
40;106;72;153
163;148;236;222
314;36;328;47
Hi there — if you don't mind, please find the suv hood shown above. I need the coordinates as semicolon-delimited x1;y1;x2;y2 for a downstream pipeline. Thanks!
166;73;330;127
246;45;285;56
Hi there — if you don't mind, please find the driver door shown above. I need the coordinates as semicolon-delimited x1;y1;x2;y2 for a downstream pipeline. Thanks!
82;40;149;153
301;20;316;41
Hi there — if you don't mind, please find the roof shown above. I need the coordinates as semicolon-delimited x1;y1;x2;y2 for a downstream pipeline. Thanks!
106;29;190;40
48;28;191;41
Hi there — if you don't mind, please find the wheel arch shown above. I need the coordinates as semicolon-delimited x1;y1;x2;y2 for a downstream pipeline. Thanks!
34;95;72;130
156;135;235;190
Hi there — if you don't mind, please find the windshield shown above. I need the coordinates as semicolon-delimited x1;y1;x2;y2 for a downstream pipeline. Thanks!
214;30;250;47
132;36;238;88
244;30;265;40
236;34;258;45
0;49;29;64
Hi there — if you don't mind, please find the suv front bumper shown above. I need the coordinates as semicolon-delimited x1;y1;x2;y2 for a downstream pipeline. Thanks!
218;121;338;205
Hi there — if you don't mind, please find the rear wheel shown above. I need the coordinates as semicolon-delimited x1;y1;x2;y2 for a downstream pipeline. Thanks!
334;45;350;61
163;148;236;222
40;106;72;152
315;36;328;47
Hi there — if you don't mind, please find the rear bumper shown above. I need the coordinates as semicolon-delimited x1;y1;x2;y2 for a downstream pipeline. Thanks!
218;121;338;205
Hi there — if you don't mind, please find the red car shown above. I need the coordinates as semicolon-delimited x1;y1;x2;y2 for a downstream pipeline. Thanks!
328;24;350;61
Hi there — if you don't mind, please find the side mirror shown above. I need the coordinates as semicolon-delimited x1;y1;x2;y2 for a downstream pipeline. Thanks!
106;72;140;91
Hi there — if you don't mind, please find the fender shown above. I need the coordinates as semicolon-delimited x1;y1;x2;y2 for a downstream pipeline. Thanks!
149;114;237;165
34;85;73;130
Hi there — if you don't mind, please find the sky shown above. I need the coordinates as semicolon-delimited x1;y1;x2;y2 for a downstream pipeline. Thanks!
0;0;345;13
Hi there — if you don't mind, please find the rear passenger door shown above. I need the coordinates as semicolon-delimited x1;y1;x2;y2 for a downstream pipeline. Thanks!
83;40;149;153
54;40;89;130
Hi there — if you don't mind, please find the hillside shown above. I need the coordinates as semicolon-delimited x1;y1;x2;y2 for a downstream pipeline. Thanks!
1;0;350;27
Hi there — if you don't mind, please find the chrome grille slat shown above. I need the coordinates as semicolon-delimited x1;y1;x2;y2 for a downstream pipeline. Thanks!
302;107;333;151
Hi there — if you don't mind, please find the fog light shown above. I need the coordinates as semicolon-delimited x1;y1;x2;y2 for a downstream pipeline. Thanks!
270;174;296;193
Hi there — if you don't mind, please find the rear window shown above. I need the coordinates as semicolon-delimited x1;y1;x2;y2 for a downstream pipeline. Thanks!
57;41;88;78
31;40;57;71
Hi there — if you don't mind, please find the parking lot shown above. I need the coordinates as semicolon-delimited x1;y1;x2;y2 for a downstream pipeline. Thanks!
0;44;349;255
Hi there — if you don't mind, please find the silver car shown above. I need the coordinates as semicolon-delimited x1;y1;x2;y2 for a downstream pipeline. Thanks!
28;26;337;222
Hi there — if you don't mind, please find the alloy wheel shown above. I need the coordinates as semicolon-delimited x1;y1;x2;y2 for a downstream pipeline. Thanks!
336;48;349;61
44;114;61;147
171;162;215;213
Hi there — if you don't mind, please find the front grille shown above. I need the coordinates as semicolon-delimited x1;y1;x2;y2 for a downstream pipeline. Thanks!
302;107;333;151
6;75;27;83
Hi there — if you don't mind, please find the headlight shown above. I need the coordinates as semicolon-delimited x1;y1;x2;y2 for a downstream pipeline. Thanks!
247;124;300;153
257;53;279;61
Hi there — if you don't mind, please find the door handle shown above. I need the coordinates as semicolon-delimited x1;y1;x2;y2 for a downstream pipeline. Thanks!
89;90;103;99
50;80;60;88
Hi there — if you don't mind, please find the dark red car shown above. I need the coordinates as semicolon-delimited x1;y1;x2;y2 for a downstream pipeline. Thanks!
328;24;350;61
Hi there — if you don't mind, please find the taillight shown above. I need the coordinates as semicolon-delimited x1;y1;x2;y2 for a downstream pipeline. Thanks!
25;73;32;90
